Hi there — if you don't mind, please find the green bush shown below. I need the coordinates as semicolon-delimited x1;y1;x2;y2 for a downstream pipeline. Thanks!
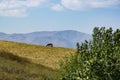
60;27;120;80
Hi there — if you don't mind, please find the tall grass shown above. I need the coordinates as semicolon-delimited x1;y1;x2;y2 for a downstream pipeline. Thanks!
0;40;74;69
0;40;75;80
0;50;58;80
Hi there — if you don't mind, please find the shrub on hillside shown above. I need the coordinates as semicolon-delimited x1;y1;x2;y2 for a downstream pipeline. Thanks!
59;27;120;80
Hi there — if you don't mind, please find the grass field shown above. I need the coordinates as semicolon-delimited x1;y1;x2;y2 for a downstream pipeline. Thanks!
0;40;75;80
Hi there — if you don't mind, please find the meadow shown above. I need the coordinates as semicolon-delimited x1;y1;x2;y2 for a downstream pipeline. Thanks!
0;40;75;80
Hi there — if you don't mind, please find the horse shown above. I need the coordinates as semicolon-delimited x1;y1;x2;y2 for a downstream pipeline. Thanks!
46;43;53;47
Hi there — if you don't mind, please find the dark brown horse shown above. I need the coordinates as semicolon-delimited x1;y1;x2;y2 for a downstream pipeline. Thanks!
46;43;53;47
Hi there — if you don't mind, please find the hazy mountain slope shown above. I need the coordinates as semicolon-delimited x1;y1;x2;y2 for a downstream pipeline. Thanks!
0;30;91;48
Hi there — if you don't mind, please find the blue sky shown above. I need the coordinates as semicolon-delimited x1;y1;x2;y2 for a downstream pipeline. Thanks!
0;0;120;34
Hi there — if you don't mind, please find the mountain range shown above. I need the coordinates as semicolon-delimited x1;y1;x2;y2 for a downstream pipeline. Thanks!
0;30;92;48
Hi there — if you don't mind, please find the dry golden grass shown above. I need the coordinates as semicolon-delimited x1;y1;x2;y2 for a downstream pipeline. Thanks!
0;40;75;69
0;50;57;80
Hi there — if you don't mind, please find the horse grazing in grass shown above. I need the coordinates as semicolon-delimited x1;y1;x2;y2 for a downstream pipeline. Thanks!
46;43;53;47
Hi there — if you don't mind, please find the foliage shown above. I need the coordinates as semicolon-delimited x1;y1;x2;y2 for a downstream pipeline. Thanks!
60;27;120;80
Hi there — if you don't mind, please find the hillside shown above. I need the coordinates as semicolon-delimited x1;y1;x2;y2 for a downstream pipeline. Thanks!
0;40;75;80
0;30;91;48
0;51;57;80
0;40;75;69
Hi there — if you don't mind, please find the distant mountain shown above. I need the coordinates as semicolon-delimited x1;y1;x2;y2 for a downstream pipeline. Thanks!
0;30;92;48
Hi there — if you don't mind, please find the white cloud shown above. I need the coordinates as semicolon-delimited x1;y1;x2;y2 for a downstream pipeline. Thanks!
61;0;120;10
90;0;120;8
61;0;87;10
51;4;64;11
0;9;27;17
0;0;120;16
0;0;47;17
24;0;46;7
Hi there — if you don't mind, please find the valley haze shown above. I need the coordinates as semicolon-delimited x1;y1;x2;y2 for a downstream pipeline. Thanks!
0;30;91;48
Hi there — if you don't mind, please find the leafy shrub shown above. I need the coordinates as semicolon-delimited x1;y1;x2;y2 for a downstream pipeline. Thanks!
60;27;120;80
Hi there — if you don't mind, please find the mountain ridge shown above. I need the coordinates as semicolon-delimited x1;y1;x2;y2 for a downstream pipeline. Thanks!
0;30;92;48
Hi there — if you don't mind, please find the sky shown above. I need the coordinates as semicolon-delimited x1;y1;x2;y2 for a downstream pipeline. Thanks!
0;0;120;34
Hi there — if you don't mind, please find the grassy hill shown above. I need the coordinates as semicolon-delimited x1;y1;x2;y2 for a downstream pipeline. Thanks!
0;40;75;80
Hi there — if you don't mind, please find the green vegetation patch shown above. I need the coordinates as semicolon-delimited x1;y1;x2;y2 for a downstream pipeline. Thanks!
59;27;120;80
